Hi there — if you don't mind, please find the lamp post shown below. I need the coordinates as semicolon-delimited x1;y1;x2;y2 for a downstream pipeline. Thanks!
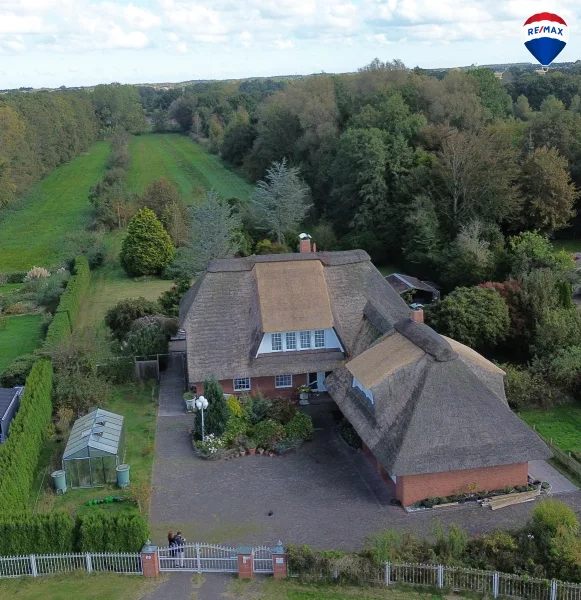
195;395;209;441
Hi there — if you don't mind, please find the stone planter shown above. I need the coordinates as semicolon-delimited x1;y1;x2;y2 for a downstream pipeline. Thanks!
299;392;309;406
185;398;195;412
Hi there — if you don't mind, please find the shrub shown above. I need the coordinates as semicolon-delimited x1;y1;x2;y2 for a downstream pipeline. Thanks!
105;297;161;342
120;208;175;276
223;415;249;444
4;271;27;284
0;354;36;387
0;360;53;514
44;311;72;348
531;499;579;538
241;392;271;425
202;378;230;437
125;323;169;357
273;437;303;454
267;398;298;424
252;419;285;449
255;239;290;255
338;418;362;449
158;279;190;317
226;395;245;418
284;412;314;441
24;266;50;281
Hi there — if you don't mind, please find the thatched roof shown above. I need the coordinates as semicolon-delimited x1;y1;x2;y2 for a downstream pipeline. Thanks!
326;319;551;476
255;261;333;332
179;250;410;382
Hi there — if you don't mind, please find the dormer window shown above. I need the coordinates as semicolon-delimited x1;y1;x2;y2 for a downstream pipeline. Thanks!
258;328;344;355
314;330;325;348
286;332;297;350
271;333;282;351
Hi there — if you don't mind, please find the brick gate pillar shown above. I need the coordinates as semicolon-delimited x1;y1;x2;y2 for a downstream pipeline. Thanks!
272;541;287;579
141;541;160;578
237;546;254;579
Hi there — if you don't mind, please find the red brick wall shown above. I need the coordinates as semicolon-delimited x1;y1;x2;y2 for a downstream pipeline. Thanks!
361;443;396;495
396;462;528;507
194;374;309;398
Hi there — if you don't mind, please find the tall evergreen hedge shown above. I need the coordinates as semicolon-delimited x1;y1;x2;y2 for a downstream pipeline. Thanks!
0;360;53;514
44;255;91;347
0;511;149;555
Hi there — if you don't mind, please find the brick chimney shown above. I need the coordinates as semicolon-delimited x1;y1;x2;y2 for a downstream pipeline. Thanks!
411;308;424;324
299;233;312;254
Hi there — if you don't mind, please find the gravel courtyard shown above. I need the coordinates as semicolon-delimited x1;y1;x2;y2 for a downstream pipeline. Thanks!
149;357;581;550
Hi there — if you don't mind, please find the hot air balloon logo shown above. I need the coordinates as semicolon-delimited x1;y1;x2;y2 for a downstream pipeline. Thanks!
522;12;568;69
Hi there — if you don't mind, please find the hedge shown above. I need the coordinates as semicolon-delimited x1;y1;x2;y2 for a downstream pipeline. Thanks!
0;511;149;556
44;255;90;347
0;513;73;556
0;360;53;514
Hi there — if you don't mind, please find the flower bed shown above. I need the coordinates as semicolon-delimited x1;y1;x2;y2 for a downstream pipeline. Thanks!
191;391;314;460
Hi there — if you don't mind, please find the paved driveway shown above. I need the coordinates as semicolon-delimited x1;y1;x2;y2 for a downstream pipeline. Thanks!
149;358;581;550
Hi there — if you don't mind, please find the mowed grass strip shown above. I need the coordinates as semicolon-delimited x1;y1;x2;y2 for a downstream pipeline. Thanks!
0;142;110;272
127;133;253;204
0;314;44;372
520;405;581;454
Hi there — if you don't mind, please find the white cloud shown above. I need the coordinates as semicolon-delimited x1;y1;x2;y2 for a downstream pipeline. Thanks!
274;39;295;49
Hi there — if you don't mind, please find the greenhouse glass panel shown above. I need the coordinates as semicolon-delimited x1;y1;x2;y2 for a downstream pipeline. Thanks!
102;456;117;484
78;459;92;488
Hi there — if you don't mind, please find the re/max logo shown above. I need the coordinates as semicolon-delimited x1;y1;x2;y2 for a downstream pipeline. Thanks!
528;25;564;35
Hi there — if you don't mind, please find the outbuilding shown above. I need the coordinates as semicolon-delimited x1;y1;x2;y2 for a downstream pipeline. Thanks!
62;408;125;488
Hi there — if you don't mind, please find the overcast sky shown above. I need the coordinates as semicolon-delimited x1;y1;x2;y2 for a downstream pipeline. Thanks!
0;0;578;89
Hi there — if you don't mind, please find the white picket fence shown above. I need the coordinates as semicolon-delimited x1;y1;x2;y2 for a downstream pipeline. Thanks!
0;552;142;578
290;561;581;600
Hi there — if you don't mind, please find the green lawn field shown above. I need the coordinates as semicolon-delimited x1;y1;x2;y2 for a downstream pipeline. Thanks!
127;133;253;203
0;143;110;272
520;405;581;454
551;239;581;254
0;314;44;373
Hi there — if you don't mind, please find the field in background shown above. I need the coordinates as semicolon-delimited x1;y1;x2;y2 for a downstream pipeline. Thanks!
520;405;581;455
0;143;110;272
0;314;44;373
127;133;253;203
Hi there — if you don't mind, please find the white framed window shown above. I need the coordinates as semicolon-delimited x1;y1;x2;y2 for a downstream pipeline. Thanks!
285;332;297;350
233;377;251;392
271;333;282;352
275;374;293;388
314;330;325;348
299;331;311;349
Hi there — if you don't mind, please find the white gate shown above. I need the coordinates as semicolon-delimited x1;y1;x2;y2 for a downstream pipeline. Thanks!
158;543;238;572
253;546;274;573
158;543;274;573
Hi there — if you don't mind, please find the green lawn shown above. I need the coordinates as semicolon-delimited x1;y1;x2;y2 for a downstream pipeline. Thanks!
229;579;450;599
0;314;44;372
0;283;22;294
551;238;581;254
520;404;581;454
31;382;157;516
377;264;401;277
0;143;110;272
76;231;171;334
127;133;253;203
0;572;160;600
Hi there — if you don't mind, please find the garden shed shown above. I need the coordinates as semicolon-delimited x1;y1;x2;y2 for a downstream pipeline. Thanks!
62;408;125;488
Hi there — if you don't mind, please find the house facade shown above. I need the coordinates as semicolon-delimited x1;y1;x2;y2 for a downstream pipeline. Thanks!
179;239;551;506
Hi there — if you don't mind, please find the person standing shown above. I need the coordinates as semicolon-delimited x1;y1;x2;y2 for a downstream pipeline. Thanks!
168;531;176;565
174;531;186;568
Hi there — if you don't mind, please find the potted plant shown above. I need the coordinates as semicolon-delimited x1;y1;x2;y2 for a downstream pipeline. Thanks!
183;391;195;412
246;438;257;455
297;385;311;405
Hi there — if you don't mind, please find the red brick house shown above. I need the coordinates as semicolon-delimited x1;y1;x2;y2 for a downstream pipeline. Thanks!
179;239;550;506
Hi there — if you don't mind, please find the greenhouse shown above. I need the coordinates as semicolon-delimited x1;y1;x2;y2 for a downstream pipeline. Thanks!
62;408;125;488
